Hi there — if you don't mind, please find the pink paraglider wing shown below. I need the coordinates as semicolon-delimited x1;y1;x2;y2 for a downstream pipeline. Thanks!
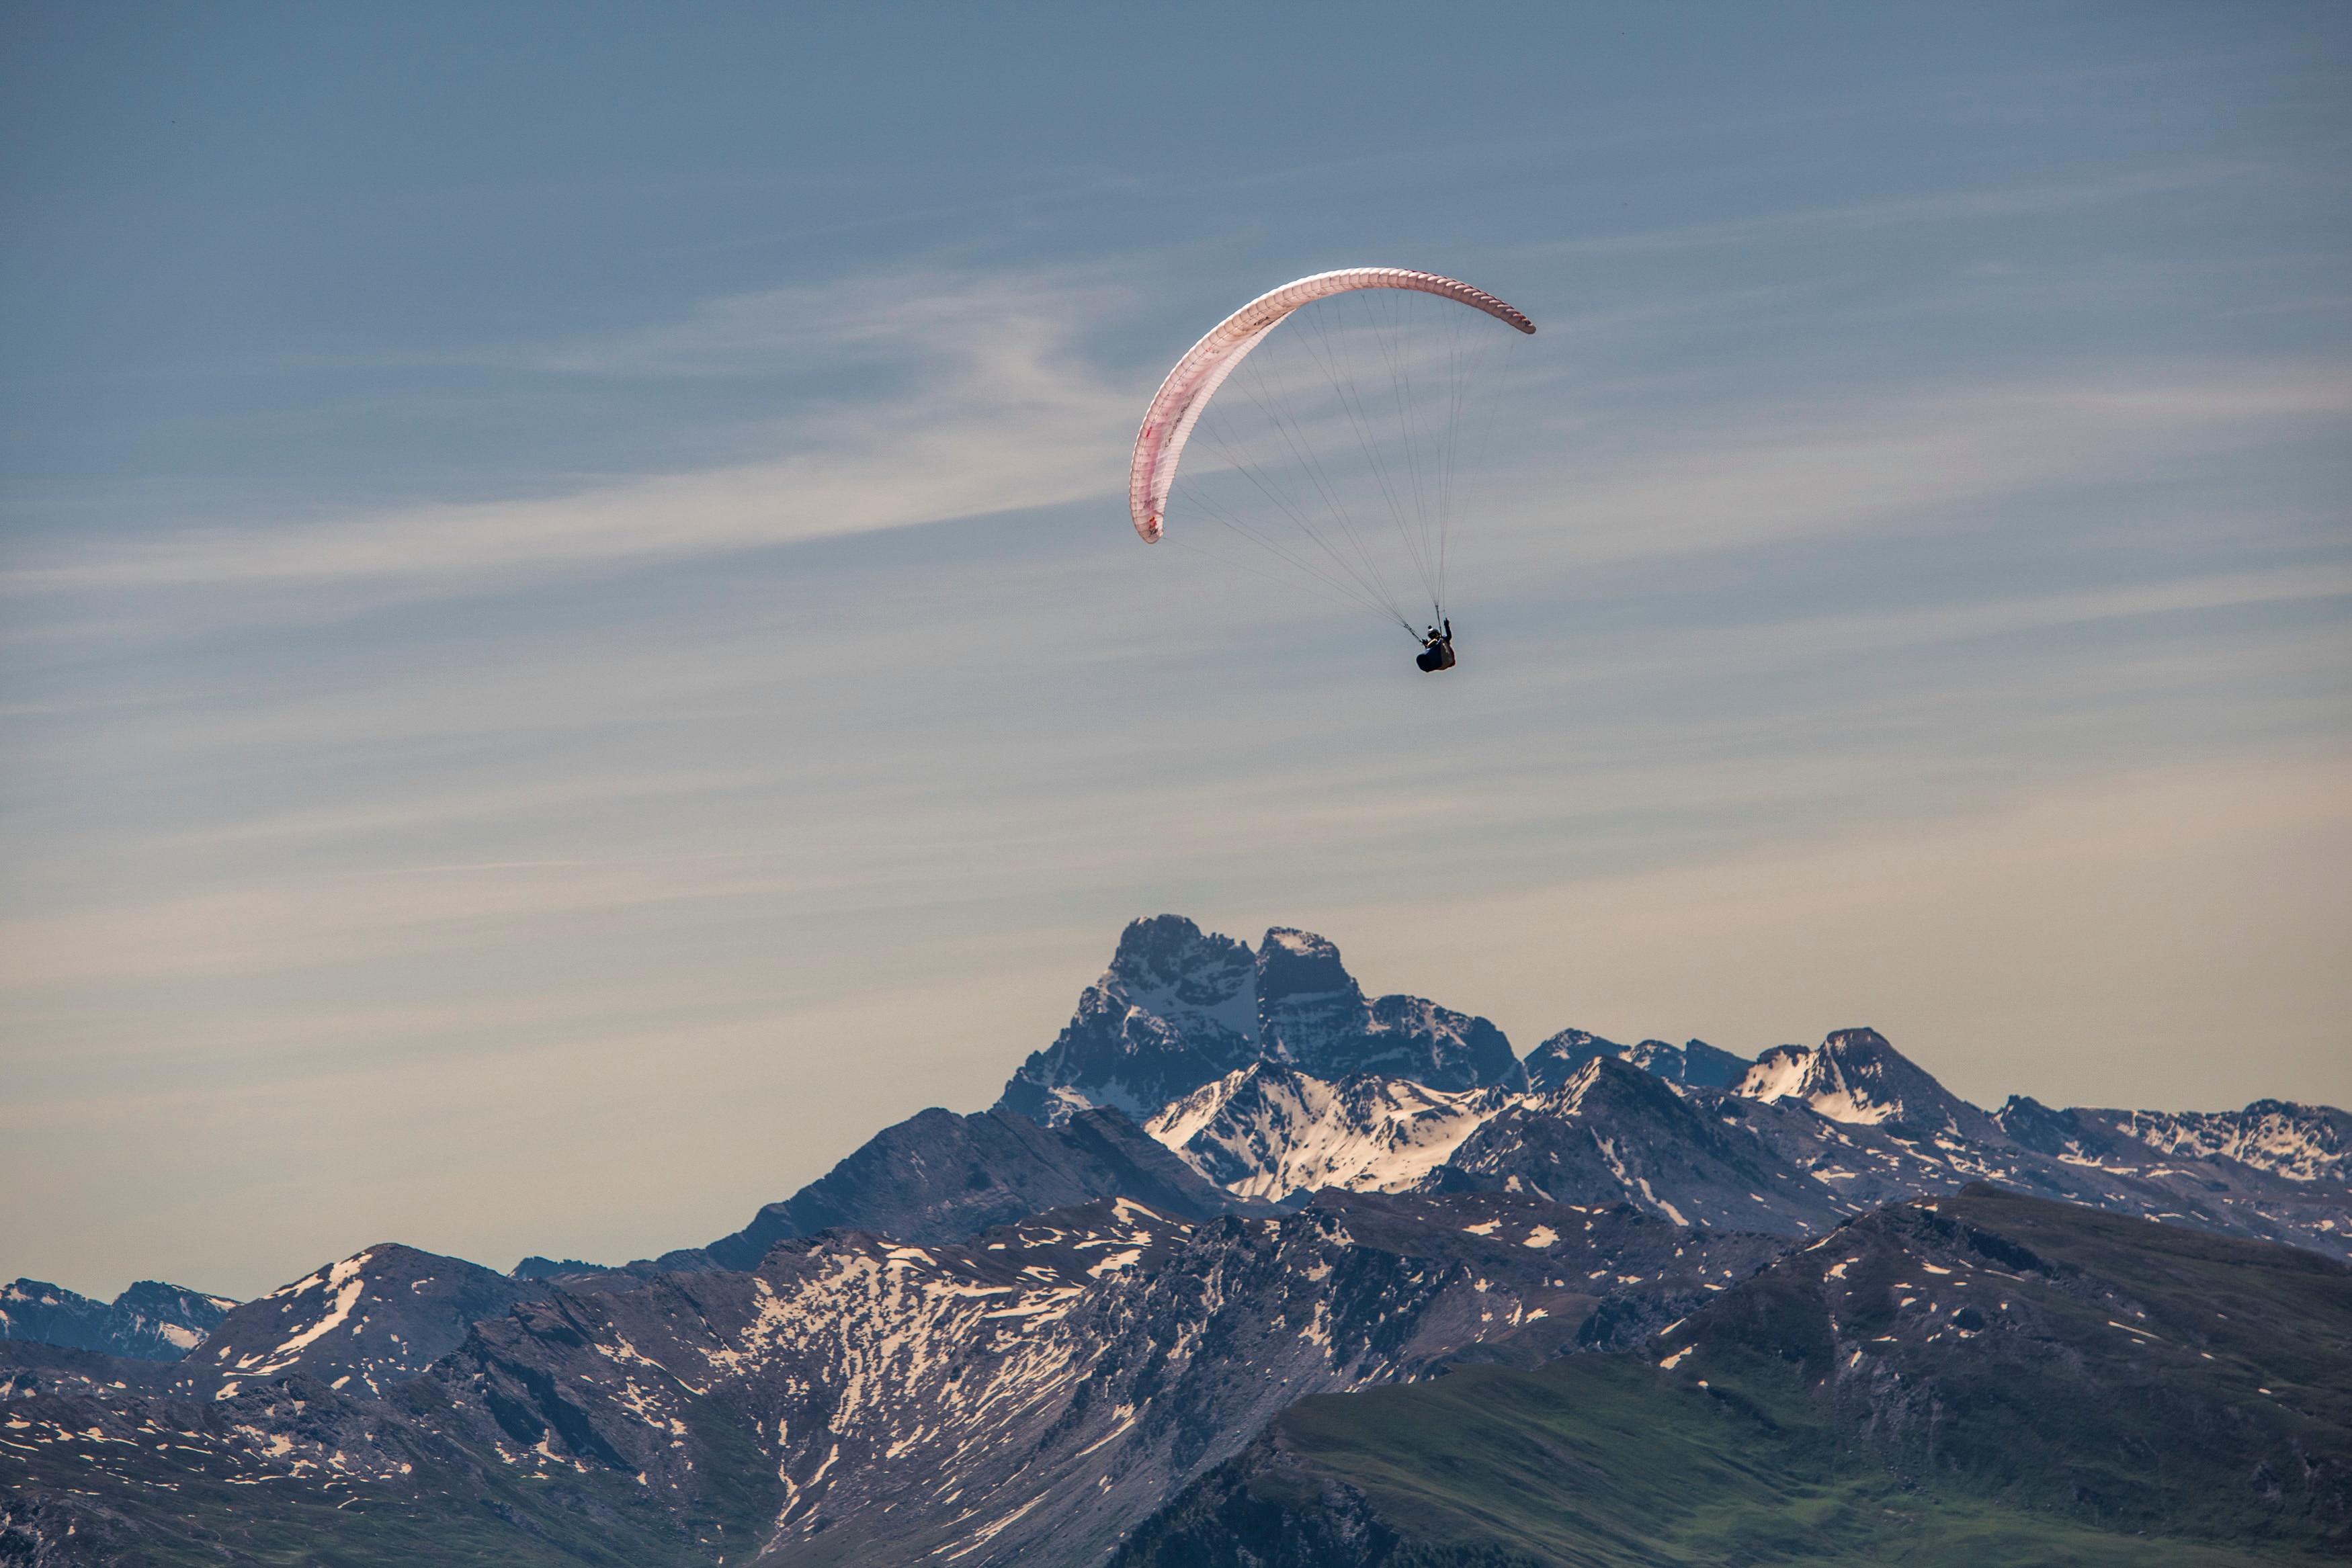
1128;267;1535;543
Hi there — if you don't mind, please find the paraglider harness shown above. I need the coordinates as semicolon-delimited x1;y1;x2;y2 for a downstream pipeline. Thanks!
1416;619;1456;673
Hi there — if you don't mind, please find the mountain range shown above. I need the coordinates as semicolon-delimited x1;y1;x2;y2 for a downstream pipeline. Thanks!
0;1280;236;1364
3;914;2346;1565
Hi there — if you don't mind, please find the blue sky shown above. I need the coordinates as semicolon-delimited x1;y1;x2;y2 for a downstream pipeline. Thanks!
3;3;2347;1299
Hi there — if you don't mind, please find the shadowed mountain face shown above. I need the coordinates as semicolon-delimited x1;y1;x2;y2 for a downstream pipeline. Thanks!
693;1104;1269;1271
997;916;1265;1127
0;1279;235;1362
1660;1184;2352;1528
1118;1186;2352;1566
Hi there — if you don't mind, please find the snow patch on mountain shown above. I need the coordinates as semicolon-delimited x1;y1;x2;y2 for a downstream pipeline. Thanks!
2085;1101;2352;1184
240;1252;374;1377
1146;1064;1513;1201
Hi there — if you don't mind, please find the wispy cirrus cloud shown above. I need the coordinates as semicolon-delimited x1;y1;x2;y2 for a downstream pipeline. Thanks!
3;269;1142;601
13;339;2340;619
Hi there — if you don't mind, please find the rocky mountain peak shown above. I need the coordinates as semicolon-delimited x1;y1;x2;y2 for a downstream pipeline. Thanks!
1436;1054;1851;1232
696;1101;1267;1268
1110;913;1259;1004
1255;927;1368;1074
1524;1029;1751;1092
1674;1038;1752;1088
1734;1027;2001;1142
1257;928;1522;1092
995;916;1263;1127
1990;1094;2095;1158
1521;1051;1720;1126
999;917;1521;1127
1255;926;1357;1002
188;1242;544;1400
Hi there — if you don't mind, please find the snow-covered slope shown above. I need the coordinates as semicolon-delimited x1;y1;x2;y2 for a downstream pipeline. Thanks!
1146;1063;1514;1201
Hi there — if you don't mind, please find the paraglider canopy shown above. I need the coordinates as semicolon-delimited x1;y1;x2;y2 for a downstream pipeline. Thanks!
1129;268;1534;546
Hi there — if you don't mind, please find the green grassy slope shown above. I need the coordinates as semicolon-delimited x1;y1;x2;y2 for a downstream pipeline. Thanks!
1119;1188;2352;1566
